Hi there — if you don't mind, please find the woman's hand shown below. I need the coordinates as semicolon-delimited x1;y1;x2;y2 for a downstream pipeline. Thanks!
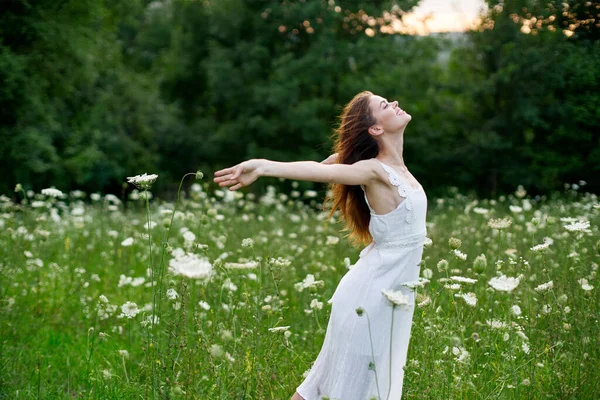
213;159;264;191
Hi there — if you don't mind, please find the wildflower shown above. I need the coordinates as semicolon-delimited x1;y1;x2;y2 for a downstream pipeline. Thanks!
199;301;211;310
578;278;594;291
381;289;411;307
452;249;467;261
488;274;522;293
41;188;64;198
166;288;179;300
169;252;214;279
126;173;158;190
421;268;433;279
223;260;260;269
99;295;109;303
515;185;527;198
269;257;292;268
511;305;522;316
488;217;512;230
118;349;129;359
195;170;204;180
444;283;461;290
486;319;508;329
564;220;591;233
509;205;523;213
209;344;224;359
472;207;489;214
531;237;553;252
268;326;290;333
454;292;477;306
222;278;238;292
423;237;433;248
119;301;140;318
310;298;323;310
294;274;325;292
400;277;430;289
355;307;364;316
241;238;254;248
102;369;112;380
534;281;554;292
121;237;134;247
326;236;340;245
437;259;449;271
450;276;477;284
14;183;22;192
448;237;462;249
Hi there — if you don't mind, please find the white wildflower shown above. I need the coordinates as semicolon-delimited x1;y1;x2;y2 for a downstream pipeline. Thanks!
400;277;430;289
199;301;211;310
381;289;411;307
564;220;591;233
166;288;179;300
121;237;134;247
268;326;290;333
119;301;140;318
310;299;323;310
578;278;594;291
41;188;64;198
534;281;554;292
488;274;522;292
326;236;340;245
450;276;477;284
488;217;512;230
452;249;467;261
169;252;214;279
126;173;158;190
241;238;254;248
294;274;325;292
454;292;477;306
530;237;553;252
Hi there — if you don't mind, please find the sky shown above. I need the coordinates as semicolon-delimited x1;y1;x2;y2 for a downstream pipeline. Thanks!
399;0;489;35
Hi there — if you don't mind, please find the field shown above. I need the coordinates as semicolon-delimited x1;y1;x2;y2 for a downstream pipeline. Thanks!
0;176;598;399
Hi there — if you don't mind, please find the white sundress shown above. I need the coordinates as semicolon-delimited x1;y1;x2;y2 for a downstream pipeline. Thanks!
296;158;428;400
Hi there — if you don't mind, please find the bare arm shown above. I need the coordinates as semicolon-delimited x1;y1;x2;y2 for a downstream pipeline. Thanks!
214;157;379;191
320;153;338;164
258;158;378;186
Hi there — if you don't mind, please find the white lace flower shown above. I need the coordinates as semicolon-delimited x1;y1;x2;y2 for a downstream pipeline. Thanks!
564;220;591;233
127;173;158;190
454;292;477;306
534;281;554;292
488;274;522;292
450;276;477;284
381;289;411;307
41;188;64;198
488;217;512;229
119;301;140;318
169;252;214;279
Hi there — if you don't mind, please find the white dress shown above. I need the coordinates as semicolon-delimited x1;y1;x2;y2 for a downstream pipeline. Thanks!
296;159;428;400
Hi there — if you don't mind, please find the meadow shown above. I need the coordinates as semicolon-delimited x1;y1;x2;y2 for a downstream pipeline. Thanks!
0;174;598;399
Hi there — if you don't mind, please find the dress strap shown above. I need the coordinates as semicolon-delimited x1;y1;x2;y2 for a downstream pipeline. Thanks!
375;159;411;199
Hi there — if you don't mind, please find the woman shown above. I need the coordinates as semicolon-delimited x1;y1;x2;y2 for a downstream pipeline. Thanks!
213;91;427;400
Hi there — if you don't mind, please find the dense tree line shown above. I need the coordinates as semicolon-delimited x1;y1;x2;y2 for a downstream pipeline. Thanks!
0;0;598;198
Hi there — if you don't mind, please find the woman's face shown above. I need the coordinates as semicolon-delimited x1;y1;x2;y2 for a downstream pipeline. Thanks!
368;94;411;135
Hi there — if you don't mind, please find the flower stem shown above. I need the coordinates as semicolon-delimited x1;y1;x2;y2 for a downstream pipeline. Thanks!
365;310;382;400
386;306;395;400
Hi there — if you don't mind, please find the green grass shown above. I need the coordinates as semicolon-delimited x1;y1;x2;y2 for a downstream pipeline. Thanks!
0;181;598;399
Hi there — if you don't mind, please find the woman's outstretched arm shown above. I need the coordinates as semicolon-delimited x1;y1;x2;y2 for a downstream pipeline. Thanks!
320;153;338;164
214;158;378;191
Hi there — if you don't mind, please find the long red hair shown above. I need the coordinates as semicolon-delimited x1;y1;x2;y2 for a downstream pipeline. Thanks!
324;91;379;248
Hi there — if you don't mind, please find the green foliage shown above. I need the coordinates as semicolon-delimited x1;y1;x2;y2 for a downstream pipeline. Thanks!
0;0;598;198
